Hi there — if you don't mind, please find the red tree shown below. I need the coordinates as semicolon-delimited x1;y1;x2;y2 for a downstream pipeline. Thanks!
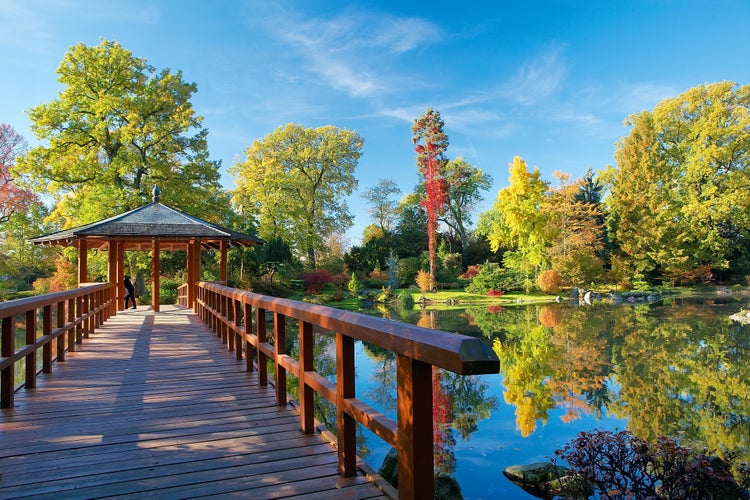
412;108;449;291
0;124;36;223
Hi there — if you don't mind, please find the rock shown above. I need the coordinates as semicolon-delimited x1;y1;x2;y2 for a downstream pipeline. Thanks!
435;475;463;500
730;310;750;324
503;463;569;484
378;447;398;488
378;448;464;498
504;462;591;499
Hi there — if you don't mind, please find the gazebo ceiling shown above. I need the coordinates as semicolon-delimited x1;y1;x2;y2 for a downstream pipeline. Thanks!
29;197;263;251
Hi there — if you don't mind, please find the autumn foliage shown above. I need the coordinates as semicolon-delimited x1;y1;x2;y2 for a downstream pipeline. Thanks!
537;269;563;294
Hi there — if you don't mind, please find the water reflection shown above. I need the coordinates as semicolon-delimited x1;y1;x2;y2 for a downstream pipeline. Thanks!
284;294;750;498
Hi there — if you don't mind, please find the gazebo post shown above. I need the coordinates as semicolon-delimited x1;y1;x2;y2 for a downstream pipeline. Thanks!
152;238;160;313
192;240;201;312
77;238;88;285
108;240;118;315
116;241;124;311
186;240;195;309
220;240;228;284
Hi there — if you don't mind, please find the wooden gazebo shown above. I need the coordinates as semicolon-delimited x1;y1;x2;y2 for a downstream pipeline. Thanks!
29;187;263;312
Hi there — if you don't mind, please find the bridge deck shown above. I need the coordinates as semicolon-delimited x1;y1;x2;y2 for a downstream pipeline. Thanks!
0;306;390;499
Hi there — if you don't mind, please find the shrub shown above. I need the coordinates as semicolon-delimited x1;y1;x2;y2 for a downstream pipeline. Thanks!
537;270;563;294
415;270;433;294
486;289;504;297
555;429;748;500
347;272;361;295
299;269;334;293
397;290;415;310
466;263;524;294
460;264;482;280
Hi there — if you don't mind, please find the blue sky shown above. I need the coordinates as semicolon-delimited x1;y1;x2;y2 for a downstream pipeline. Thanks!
1;0;748;244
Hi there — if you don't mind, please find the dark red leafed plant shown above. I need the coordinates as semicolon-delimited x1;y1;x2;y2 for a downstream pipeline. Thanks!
486;289;504;297
554;429;748;499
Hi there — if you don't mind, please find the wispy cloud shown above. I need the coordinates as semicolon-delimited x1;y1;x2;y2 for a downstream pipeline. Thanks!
258;5;441;98
616;82;681;114
500;44;568;105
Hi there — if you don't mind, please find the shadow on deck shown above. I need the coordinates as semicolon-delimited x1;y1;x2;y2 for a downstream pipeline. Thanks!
0;305;391;499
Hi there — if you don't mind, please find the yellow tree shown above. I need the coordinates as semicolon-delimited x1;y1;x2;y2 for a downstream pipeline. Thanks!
607;81;750;280
14;40;227;226
479;156;550;276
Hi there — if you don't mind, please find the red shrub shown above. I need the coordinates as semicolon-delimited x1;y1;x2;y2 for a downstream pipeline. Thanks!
486;289;504;297
300;269;333;293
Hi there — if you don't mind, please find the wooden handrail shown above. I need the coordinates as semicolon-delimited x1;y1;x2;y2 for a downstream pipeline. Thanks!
195;281;499;500
0;283;117;408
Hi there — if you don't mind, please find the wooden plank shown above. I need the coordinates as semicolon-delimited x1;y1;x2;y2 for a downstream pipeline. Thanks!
0;306;390;499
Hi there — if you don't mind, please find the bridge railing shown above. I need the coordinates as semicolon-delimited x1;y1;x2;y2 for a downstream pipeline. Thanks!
0;283;117;408
195;281;499;500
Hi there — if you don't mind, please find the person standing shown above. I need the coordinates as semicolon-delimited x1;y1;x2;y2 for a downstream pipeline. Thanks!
124;275;137;309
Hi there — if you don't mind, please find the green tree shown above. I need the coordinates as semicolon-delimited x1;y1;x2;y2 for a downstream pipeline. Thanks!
13;40;228;226
393;192;428;259
231;123;363;269
479;156;550;275
607;81;750;281
439;157;492;257
361;179;400;234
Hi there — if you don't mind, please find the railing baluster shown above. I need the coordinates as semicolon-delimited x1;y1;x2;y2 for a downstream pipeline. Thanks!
67;297;75;352
396;354;434;500
299;320;314;434
274;312;286;406
256;307;267;385
43;305;53;373
244;302;254;372
1;316;13;408
336;331;356;476
25;309;37;389
56;300;65;362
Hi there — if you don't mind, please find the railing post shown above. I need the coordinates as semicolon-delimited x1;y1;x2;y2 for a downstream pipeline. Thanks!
25;309;37;389
56;300;65;362
244;302;254;372
256;307;267;385
396;354;434;500
43;305;52;373
233;299;242;359
67;297;76;352
75;296;83;344
1;315;13;408
299;320;315;434
336;332;356;476
274;312;286;406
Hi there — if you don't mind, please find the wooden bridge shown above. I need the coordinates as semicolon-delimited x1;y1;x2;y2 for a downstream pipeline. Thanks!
1;282;499;499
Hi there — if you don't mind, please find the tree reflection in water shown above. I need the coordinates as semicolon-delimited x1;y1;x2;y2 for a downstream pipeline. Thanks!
281;295;749;497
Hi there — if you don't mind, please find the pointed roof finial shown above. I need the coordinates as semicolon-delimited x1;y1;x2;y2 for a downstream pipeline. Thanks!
152;185;161;203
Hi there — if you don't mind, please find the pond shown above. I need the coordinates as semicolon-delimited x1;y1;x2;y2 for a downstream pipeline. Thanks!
339;292;750;499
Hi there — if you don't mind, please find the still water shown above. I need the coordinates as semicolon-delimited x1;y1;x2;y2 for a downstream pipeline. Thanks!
342;293;749;499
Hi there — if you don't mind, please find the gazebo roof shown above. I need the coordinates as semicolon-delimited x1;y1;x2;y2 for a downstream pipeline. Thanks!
29;198;263;251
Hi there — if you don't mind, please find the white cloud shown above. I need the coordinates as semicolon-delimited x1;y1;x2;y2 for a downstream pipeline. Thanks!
259;6;441;98
500;44;568;105
616;82;681;114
